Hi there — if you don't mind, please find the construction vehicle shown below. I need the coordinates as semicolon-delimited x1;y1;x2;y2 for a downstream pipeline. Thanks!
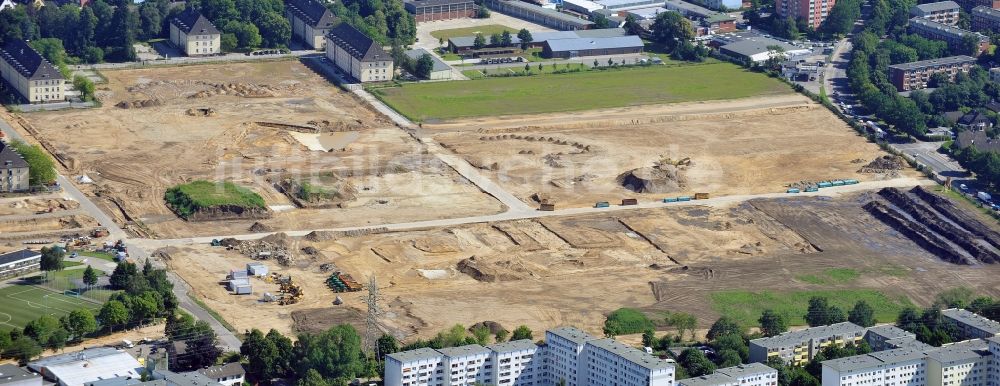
539;203;555;211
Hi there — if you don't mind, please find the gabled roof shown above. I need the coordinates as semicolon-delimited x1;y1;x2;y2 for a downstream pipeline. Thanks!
0;142;29;169
170;9;220;35
285;0;336;29
327;22;388;62
0;40;64;81
959;111;992;125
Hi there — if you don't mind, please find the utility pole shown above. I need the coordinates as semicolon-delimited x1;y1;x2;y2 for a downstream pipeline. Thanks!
363;275;381;361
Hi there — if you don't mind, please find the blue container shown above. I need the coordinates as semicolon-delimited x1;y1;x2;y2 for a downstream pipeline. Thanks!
817;182;832;188
677;196;692;202
805;187;819;192
831;180;845;186
595;201;610;208
787;188;801;193
663;198;678;203
844;179;859;185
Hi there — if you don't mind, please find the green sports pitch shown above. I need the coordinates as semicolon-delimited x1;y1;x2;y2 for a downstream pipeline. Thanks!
0;285;101;330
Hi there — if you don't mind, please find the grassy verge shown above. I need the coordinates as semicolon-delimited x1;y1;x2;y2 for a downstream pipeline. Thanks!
76;250;118;263
429;24;517;40
796;268;861;285
190;296;239;336
710;289;912;327
374;62;791;121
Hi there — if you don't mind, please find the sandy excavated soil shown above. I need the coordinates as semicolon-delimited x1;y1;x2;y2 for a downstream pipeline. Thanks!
17;61;503;239
427;94;911;208
162;191;1000;341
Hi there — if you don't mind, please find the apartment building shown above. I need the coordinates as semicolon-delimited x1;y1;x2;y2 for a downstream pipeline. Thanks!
168;9;221;56
438;345;492;386
822;348;928;386
956;0;1000;12
926;339;992;386
774;0;836;29
0;141;28;192
911;1;961;25
866;325;920;352
971;6;1000;31
325;22;393;82
286;0;336;50
581;338;674;386
488;340;541;386
385;348;447;386
908;18;990;56
942;309;1000;340
0;40;64;104
546;327;596;386
749;322;867;366
887;56;977;92
680;363;778;386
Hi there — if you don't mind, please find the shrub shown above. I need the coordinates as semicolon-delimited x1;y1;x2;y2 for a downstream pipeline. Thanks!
603;308;655;336
9;140;56;186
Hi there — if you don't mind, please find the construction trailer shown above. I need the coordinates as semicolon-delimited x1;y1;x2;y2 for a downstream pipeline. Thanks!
234;284;252;295
228;277;250;291
247;262;269;277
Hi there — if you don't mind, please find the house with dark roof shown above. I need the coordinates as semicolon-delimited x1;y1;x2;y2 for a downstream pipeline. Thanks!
169;9;221;56
0;141;29;192
0;40;65;103
958;111;994;130
286;0;337;50
325;22;393;82
0;249;40;279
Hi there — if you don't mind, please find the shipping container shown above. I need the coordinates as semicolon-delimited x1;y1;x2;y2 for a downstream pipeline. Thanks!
594;201;610;208
539;203;556;211
663;198;678;203
677;196;692;202
831;180;845;186
787;188;801;193
805;187;819;192
817;182;832;188
234;285;252;295
844;179;859;185
694;193;709;200
621;198;638;206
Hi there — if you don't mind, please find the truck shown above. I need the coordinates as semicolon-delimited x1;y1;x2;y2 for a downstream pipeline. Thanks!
979;191;993;203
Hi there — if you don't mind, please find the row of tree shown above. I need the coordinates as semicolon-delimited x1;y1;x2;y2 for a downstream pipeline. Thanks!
0;0;137;63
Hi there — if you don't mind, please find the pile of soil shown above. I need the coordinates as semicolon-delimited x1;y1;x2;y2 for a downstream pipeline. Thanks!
858;155;905;173
457;256;537;282
618;165;685;193
115;99;162;109
304;231;336;242
249;222;272;232
186;108;217;117
188;82;278;98
237;233;294;265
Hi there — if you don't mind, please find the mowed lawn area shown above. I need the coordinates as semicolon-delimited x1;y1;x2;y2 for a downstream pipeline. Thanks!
710;289;914;328
429;24;517;40
372;63;792;121
0;285;101;329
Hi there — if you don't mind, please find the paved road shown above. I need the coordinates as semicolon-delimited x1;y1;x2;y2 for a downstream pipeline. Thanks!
824;39;851;98
892;141;966;176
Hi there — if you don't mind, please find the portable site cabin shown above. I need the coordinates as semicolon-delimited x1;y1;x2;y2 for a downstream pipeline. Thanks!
234;285;252;295
230;269;248;280
247;263;269;277
228;277;250;291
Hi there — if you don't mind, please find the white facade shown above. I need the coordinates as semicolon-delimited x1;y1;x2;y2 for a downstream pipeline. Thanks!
716;363;778;386
545;328;591;386
491;340;542;386
821;339;994;386
169;26;221;56
439;345;492;386
385;348;445;386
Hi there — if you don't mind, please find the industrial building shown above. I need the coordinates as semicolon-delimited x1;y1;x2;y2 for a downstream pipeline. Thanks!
910;1;961;25
0;249;40;279
404;48;453;80
446;28;627;54
971;6;1000;32
941;308;1000;340
908;18;990;56
484;0;595;30
887;55;977;92
663;0;737;34
0;364;42;386
563;0;660;14
717;37;806;64
384;326;675;386
404;0;476;22
541;35;644;58
678;363;778;386
285;0;337;50
749;322;867;366
28;348;143;386
775;0;836;29
325;22;394;83
168;9;221;56
0;141;29;193
0;40;65;104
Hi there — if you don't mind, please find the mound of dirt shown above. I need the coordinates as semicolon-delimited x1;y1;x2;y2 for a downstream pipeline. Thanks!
304;231;336;242
457;256;536;282
858;155;905;173
115;99;162;109
249;222;272;232
618;165;685;193
186;108;216;117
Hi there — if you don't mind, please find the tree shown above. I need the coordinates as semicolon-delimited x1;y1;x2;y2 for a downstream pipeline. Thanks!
650;11;693;51
242;328;294;382
489;32;501;45
711;333;749;362
517;28;532;50
642;329;656;348
138;2;163;40
414;53;434;79
74;75;97;102
591;12;610;28
39;246;65;280
759;309;787;337
511;325;533;341
848;301;876;327
500;30;512;46
257;12;291;48
297;369;328;386
23;315;60;344
495;329;509;343
98;300;129;332
220;33;238;52
707;316;743;341
29;38;67;67
473;33;486;49
805;297;847;326
623;14;643;36
716;349;742;367
108;0;138;61
47;328;69;351
377;333;399;355
4;336;41;364
935;287;974;309
110;261;139;290
83;265;99;290
224;20;262;50
471;325;490;346
666;312;697;341
959;33;983;56
679;348;716;377
295;324;365;381
64;309;97;341
9;141;56;186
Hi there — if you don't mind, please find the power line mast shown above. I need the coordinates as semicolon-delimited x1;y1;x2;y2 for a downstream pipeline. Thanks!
363;275;381;361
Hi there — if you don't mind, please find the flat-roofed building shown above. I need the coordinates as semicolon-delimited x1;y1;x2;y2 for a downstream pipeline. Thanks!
911;1;961;25
687;0;744;10
486;340;541;386
0;249;40;279
168;9;221;56
908;18;990;56
679;373;740;386
404;0;475;22
286;0;337;49
663;0;737;34
942;308;1000;340
749;322;867;366
541;35;644;58
28;348;143;386
437;345;492;386
821;348;929;386
956;0;1000;12
484;0;595;30
971;6;1000;32
776;0;836;29
0;364;42;386
581;338;675;386
0;40;65;104
865;325;919;352
926;339;991;386
325;22;393;82
888;55;977;91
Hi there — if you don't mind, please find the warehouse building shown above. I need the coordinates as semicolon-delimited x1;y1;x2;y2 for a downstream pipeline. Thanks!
686;0;745;10
971;6;1000;32
168;9;221;56
447;28;626;54
404;0;476;22
0;40;65;104
908;17;990;56
888;55;977;91
325;22;394;82
911;1;961;25
28;348;143;386
749;322;867;366
285;0;337;50
485;0;595;30
942;308;1000;339
404;48;453;80
0;365;41;386
718;37;806;64
541;34;644;58
0;249;40;279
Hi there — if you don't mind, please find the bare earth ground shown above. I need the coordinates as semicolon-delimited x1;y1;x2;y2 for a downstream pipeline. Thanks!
16;61;503;239
425;94;916;208
159;190;1000;341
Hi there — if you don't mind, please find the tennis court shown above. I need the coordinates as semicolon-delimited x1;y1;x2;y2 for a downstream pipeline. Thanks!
0;285;101;329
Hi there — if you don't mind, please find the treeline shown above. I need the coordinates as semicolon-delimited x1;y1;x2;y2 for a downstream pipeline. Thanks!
744;0;861;40
327;0;415;46
0;0;137;63
897;287;1000;345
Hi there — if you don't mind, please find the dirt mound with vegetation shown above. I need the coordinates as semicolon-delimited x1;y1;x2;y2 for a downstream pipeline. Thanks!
164;180;271;221
858;155;905;173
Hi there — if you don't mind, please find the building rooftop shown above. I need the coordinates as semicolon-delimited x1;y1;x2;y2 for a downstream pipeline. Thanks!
972;5;1000;19
564;0;604;12
925;341;989;364
884;337;933;351
28;349;142;386
585;338;675;371
285;0;336;28
404;48;451;72
386;347;442;363
869;348;929;365
198;363;244;380
822;354;886;373
404;0;474;7
0;40;64;81
0;364;40;386
437;344;492;358
909;17;988;41
84;377;141;386
0;248;39;266
548;326;599;345
449;28;625;48
887;55;977;71
750;322;865;349
170;9;220;35
913;1;960;13
716;363;776;378
943;309;1000;335
493;0;595;27
625;6;667;19
487;339;538;353
154;370;220;386
593;0;659;9
719;37;800;58
866;325;916;340
544;35;643;52
678;373;737;386
327;22;388;62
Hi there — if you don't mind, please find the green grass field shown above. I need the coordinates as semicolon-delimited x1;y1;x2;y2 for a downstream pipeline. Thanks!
0;285;100;329
165;180;265;219
796;268;861;285
76;250;118;263
710;289;913;327
373;62;791;121
429;25;518;40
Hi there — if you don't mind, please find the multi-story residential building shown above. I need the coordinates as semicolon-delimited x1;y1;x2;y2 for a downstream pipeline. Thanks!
403;0;476;22
775;0;836;29
866;325;920;352
749;322;867;366
325;22;393;83
0;40;64;104
971;6;1000;31
887;55;977;92
169;9;221;56
0;141;28;192
911;1;961;25
908;18;990;56
384;328;674;386
956;0;1000;12
942;309;1000;340
663;0;737;35
926;339;992;386
679;373;740;386
822;348;929;386
680;363;778;386
285;0;336;50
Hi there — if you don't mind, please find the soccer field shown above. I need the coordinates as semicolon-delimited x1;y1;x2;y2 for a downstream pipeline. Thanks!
371;62;792;121
0;285;101;329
